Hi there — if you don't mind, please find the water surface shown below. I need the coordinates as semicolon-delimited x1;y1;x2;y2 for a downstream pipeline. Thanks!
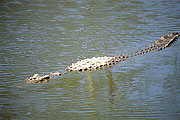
0;0;180;119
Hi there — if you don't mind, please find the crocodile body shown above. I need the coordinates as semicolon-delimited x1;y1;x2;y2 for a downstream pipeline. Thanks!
26;32;180;84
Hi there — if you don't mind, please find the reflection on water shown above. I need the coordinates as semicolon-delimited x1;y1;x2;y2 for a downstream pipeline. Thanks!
87;72;95;101
107;69;116;105
0;0;180;119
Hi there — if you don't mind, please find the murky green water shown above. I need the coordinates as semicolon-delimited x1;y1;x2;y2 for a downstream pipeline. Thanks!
0;0;180;119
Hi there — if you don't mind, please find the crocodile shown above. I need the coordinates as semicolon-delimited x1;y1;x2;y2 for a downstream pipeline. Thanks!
26;32;180;84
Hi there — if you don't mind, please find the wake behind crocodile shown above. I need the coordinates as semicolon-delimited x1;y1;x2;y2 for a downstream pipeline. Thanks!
26;32;180;84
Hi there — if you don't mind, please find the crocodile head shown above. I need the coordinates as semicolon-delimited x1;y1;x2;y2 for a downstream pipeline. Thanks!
26;74;50;84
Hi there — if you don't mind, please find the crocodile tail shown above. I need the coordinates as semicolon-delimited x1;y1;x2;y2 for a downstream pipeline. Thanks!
158;32;179;49
120;32;179;59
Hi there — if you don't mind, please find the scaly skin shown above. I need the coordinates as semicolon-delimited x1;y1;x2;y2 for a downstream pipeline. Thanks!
26;32;179;84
